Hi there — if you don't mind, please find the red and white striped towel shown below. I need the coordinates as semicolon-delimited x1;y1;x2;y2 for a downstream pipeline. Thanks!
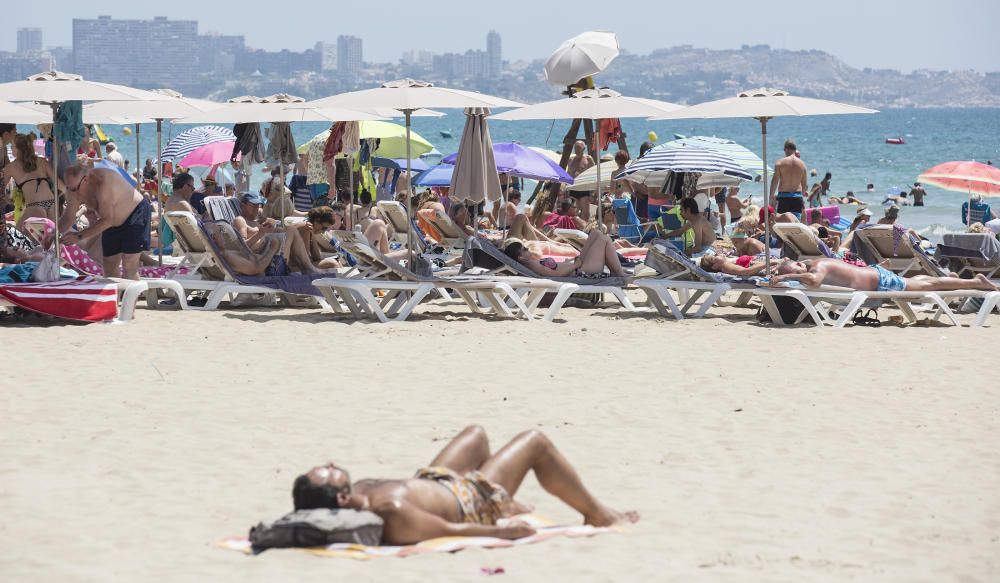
0;277;118;322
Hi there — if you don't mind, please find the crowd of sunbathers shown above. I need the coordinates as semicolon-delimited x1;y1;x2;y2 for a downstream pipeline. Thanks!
2;124;997;296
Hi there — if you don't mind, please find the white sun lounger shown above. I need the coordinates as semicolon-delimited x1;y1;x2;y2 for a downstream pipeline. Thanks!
314;231;542;323
773;223;835;261
852;225;946;276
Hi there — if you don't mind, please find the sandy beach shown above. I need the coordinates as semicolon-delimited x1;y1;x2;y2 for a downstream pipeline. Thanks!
2;299;998;582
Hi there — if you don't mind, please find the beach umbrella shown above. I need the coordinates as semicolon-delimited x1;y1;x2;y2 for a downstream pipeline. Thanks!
372;157;430;172
442;142;575;184
413;164;454;187
0;100;49;123
448;108;502;205
297;122;435;159
0;71;172;256
491;88;682;230
662;135;770;178
299;79;523;262
568;163;613;192
161;126;236;162
178;141;238;168
697;171;745;189
527;146;561;164
544;31;620;86
618;142;753;186
918;160;1000;224
652;87;877;272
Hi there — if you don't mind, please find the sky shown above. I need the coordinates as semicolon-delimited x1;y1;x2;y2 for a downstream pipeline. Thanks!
6;0;998;73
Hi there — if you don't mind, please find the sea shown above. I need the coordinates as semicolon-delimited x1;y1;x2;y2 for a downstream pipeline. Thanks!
111;107;1000;243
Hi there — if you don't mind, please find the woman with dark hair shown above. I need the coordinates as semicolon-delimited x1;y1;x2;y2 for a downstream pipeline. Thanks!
542;197;587;231
503;228;627;279
3;134;63;227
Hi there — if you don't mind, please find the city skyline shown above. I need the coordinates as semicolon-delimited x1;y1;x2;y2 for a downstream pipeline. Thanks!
5;0;999;74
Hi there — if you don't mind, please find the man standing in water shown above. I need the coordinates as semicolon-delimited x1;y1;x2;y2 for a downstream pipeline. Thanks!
769;139;809;220
910;182;927;207
60;164;151;280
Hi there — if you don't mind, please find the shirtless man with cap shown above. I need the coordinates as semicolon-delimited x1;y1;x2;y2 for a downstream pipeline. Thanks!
61;164;151;280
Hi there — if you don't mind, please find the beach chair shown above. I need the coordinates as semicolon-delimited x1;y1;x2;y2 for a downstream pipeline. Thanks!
553;228;589;251
754;284;999;328
772;223;836;261
426;209;470;251
164;211;328;310
376;201;427;248
611;198;658;246
461;237;636;322
204;196;240;223
934;233;1000;280
313;231;540;323
851;225;947;276
634;241;755;319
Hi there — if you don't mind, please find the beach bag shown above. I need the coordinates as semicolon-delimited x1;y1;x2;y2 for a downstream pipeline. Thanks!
410;253;433;278
30;250;61;282
249;508;383;552
756;295;805;324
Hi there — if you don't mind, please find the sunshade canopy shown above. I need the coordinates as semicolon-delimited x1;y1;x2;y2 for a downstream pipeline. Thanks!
490;88;681;121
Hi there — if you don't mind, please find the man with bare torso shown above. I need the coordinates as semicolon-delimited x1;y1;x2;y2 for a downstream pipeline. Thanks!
292;425;637;546
769;139;809;221
660;197;716;256
61;164;151;280
772;258;998;293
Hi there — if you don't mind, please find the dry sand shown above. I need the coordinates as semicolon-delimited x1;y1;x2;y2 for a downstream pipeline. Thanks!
2;298;998;582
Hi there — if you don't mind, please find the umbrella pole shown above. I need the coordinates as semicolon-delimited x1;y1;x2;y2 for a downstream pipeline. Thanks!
51;102;61;258
156;119;163;267
593;118;603;232
759;117;771;274
348;154;354;230
135;123;140;188
405;110;414;267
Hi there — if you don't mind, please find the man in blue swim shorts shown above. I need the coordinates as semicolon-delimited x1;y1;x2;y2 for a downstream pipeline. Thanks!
771;258;999;293
769;139;809;220
60;164;152;280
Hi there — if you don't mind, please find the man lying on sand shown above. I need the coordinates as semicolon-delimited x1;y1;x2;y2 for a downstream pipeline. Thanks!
292;425;638;545
771;258;999;292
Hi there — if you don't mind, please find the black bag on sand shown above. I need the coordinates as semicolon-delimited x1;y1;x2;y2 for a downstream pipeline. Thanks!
756;295;806;324
249;508;384;552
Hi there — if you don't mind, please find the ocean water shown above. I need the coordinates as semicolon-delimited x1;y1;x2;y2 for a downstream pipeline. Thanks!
110;108;1000;242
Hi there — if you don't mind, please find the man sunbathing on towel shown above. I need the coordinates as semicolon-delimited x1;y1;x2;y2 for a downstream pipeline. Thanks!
292;425;638;545
772;258;999;292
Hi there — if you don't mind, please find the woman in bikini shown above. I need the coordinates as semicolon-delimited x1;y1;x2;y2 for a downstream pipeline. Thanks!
503;228;627;279
699;254;770;277
4;134;63;228
288;205;343;270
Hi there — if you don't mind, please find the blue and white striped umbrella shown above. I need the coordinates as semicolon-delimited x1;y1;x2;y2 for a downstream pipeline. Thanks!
660;135;769;177
616;142;753;185
160;125;236;162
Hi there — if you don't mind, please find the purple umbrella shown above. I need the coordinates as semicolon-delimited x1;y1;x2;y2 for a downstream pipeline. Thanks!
441;142;574;184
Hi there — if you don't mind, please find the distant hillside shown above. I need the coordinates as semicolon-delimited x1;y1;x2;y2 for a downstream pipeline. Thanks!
578;45;1000;108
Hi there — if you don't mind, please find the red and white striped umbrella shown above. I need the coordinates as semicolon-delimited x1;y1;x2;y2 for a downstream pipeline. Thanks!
918;160;1000;197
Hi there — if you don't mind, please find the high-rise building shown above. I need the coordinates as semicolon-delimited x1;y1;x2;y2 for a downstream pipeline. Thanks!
199;33;245;75
315;42;338;71
486;30;502;76
72;16;198;86
337;35;363;75
17;28;43;54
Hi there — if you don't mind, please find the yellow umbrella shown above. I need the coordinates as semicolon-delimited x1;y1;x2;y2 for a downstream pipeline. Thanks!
298;121;434;158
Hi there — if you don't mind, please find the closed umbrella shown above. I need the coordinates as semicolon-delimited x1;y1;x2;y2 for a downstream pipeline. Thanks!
0;71;172;256
918;160;1000;225
544;31;620;86
302;79;523;262
491;88;682;230
442;142;574;183
653;87;878;273
449;108;502;206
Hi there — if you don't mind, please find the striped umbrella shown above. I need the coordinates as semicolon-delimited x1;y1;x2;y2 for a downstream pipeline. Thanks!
661;135;769;177
160;125;236;162
616;142;753;186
